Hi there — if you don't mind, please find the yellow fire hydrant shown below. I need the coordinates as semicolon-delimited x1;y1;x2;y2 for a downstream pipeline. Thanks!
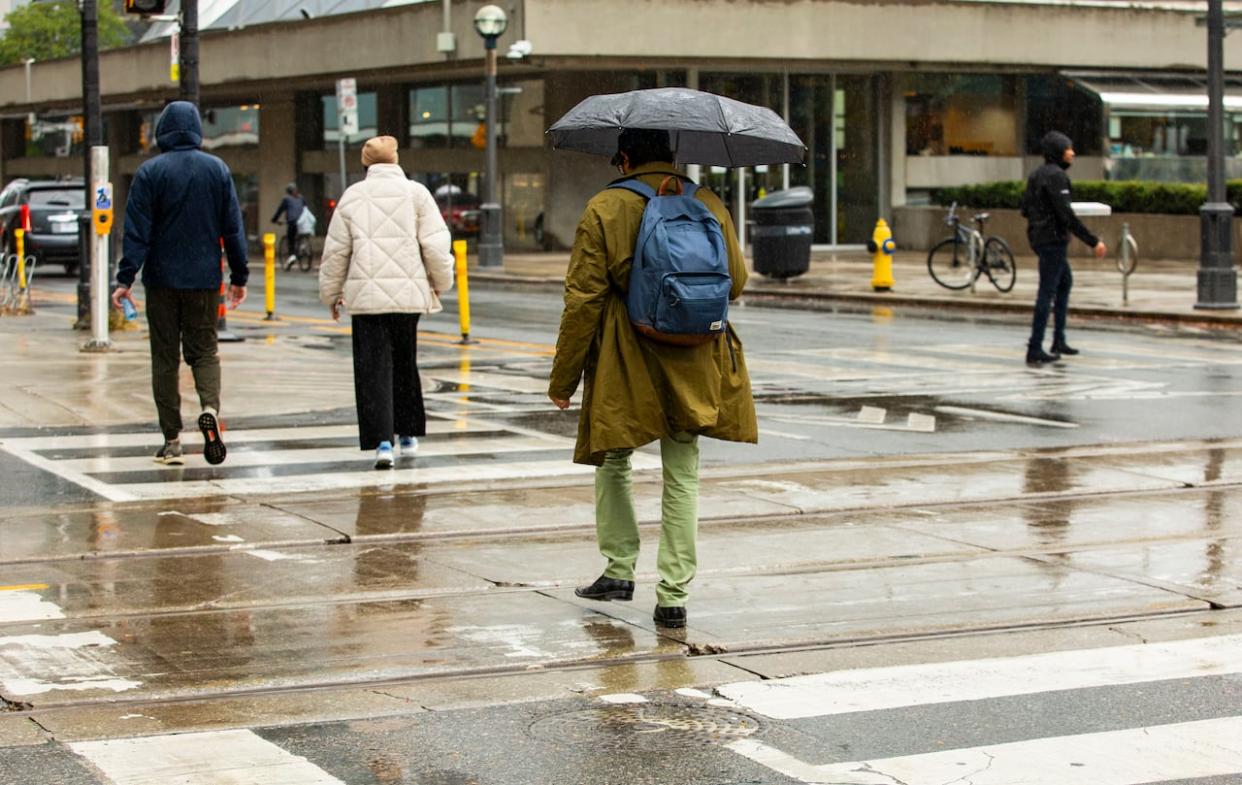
867;218;896;291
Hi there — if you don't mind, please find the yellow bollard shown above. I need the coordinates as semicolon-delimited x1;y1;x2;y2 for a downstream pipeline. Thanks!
453;239;475;345
263;232;277;320
13;228;32;315
868;218;896;292
15;229;26;290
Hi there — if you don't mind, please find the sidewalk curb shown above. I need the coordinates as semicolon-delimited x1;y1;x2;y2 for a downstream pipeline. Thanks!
471;272;1242;329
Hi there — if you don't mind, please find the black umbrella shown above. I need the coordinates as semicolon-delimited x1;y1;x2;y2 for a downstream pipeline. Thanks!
547;87;806;168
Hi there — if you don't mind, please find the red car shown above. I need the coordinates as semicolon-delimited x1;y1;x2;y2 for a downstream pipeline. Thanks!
436;192;480;237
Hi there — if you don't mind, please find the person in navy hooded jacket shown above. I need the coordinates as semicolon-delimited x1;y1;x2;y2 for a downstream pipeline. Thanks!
112;101;249;466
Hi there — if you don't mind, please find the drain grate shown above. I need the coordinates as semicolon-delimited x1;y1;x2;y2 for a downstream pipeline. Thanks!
529;702;763;750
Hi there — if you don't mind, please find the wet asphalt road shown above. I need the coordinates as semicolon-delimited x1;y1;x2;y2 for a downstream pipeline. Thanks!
2;272;1241;784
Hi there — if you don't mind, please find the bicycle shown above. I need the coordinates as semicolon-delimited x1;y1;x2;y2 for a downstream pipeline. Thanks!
275;222;314;272
927;202;1016;293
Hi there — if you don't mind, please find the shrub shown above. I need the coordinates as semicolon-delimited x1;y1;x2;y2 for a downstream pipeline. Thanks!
931;180;1242;215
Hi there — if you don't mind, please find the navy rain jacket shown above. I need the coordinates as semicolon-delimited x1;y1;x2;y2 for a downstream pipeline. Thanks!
118;102;249;289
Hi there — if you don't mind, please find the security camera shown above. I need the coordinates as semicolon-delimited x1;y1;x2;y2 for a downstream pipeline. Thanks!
506;39;533;60
300;8;313;19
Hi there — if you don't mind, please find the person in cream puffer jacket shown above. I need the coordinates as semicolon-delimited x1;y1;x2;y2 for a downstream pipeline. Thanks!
319;136;454;467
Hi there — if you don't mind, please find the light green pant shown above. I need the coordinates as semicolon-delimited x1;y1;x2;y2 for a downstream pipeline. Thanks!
595;432;700;607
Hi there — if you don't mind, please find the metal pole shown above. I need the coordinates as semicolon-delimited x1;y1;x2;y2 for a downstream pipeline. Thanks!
478;39;503;267
85;146;111;351
338;133;347;197
686;68;701;185
1197;0;1239;310
76;0;102;330
782;71;791;191
180;0;200;107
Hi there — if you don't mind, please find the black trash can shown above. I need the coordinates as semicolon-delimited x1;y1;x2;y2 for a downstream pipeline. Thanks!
750;187;814;280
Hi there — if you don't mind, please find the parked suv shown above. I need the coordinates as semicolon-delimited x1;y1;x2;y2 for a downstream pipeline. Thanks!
0;178;88;274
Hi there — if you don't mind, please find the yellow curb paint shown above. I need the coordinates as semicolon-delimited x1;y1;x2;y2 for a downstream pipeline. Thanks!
0;584;49;592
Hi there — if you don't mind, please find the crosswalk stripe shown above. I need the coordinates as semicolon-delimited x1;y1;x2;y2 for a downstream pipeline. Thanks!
727;716;1242;785
69;729;345;785
717;634;1242;719
0;414;631;501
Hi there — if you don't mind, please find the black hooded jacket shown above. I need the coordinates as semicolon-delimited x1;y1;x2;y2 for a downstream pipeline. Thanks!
118;102;248;289
1021;131;1100;251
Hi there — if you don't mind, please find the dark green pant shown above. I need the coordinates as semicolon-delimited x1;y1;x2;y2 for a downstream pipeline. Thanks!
145;287;221;440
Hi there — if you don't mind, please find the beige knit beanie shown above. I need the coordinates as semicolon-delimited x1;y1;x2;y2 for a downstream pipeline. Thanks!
361;135;399;167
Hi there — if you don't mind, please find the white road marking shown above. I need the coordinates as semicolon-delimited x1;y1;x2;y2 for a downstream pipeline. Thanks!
716;634;1242;720
675;688;713;700
728;716;1242;785
70;728;346;785
0;590;64;623
599;693;648;704
0;630;140;696
243;549;320;563
856;406;886;424
936;405;1078;428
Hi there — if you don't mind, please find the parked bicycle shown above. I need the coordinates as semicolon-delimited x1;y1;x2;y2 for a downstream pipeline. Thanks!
927;202;1016;293
275;222;315;272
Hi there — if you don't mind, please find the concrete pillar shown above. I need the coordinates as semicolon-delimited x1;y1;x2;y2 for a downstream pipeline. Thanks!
258;96;297;236
376;84;407;143
890;74;907;209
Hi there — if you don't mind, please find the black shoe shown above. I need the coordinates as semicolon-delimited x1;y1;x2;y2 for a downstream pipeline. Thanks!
1026;349;1061;366
197;410;227;465
653;605;686;628
574;575;634;602
1050;342;1079;356
153;440;184;466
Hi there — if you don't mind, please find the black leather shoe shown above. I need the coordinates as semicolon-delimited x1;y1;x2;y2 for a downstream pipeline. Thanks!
1050;342;1079;356
653;605;686;628
574;575;634;602
1026;349;1061;366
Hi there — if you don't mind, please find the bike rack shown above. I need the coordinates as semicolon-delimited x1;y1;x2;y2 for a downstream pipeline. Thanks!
1116;223;1139;305
2;252;38;316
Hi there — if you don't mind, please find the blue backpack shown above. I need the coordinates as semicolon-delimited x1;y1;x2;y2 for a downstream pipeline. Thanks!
610;177;731;346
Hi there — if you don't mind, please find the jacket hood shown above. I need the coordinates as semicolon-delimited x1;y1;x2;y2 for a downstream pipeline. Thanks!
155;101;203;152
1041;131;1073;168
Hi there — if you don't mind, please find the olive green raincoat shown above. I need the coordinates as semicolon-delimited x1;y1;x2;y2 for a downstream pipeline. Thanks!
548;162;758;466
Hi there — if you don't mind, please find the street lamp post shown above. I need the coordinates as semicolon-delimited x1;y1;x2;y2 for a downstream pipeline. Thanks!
180;0;200;106
474;5;507;268
1198;0;1239;310
76;0;103;330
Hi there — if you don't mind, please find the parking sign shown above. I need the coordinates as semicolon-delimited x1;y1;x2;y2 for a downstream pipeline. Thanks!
336;78;358;137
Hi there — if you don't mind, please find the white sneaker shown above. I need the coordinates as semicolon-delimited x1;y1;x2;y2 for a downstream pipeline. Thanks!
374;441;394;470
398;435;418;455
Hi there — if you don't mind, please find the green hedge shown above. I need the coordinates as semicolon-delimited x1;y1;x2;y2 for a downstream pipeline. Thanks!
930;180;1242;216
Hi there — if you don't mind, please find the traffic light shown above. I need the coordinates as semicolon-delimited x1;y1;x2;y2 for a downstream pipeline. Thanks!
124;0;169;14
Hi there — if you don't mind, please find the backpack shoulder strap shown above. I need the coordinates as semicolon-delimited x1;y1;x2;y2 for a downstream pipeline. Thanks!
607;179;657;200
681;181;700;197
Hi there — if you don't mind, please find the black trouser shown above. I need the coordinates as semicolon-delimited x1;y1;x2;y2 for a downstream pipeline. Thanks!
145;287;221;441
351;313;425;450
285;221;299;256
1028;242;1073;353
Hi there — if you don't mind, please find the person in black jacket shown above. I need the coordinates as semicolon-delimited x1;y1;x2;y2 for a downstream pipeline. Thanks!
1021;131;1107;365
271;183;306;261
112;101;248;466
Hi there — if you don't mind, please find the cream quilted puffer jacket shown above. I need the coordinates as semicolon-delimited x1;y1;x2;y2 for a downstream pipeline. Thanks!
318;164;454;315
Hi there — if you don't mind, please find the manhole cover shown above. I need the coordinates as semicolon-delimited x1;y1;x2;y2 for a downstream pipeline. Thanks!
529;703;763;750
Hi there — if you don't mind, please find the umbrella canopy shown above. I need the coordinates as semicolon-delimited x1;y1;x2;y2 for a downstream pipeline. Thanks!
547;88;806;168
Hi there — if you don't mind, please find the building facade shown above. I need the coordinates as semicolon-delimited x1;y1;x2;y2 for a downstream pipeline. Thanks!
2;0;1241;251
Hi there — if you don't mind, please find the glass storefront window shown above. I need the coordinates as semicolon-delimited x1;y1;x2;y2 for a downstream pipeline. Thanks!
22;114;99;159
1024;76;1102;156
409;86;449;148
322;92;378;149
140;105;259;153
409;80;544;149
504;172;546;250
905;74;1018;156
451;83;485;148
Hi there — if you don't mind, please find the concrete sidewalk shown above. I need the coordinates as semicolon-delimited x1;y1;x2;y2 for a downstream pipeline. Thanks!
476;250;1242;327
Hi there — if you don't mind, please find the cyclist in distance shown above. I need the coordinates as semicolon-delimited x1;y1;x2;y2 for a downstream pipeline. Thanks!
271;183;306;264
